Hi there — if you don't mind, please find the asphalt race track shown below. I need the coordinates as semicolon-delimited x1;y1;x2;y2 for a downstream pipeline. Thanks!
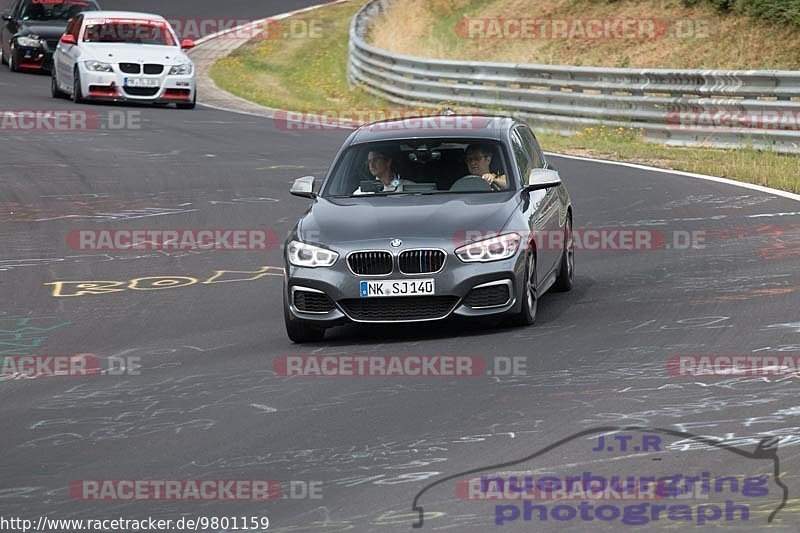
1;1;800;531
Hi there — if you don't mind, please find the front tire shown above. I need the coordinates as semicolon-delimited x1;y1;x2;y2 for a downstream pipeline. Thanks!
284;291;326;343
508;252;537;326
72;68;84;103
176;90;196;109
8;43;18;72
553;215;574;292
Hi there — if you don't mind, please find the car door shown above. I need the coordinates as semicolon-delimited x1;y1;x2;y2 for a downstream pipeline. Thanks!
513;125;561;277
56;14;82;87
1;0;22;59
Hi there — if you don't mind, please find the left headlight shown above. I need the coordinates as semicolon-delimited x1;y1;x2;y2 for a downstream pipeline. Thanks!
168;63;193;75
84;60;114;72
16;36;42;48
455;233;521;263
287;241;339;268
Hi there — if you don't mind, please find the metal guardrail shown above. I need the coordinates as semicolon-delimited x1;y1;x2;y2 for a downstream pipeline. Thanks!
348;0;800;153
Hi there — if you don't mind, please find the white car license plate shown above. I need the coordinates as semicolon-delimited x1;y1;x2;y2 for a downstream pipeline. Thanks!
360;279;435;298
124;77;159;88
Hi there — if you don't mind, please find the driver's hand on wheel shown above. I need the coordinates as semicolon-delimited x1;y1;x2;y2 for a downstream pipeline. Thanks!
482;173;507;190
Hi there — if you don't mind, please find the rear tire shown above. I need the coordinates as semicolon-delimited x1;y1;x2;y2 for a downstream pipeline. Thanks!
553;215;574;292
51;69;67;99
508;253;537;326
284;291;326;343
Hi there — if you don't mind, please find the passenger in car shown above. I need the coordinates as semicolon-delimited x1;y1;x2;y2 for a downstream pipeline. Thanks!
464;144;508;189
353;150;414;195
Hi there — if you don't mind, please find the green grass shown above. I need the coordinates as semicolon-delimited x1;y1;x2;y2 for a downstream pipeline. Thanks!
211;0;800;194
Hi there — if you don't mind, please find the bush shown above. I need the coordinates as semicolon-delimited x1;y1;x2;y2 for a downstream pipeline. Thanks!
681;0;800;25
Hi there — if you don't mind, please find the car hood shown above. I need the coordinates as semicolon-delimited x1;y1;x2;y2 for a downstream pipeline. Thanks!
18;21;67;39
80;43;190;65
298;193;519;247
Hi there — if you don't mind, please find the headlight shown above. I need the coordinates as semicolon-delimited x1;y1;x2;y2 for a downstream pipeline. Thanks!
168;63;193;75
287;241;338;268
455;233;521;263
15;36;42;48
84;60;114;72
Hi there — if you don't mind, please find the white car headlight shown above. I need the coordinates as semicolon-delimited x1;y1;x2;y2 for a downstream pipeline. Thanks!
168;63;193;75
455;233;521;263
84;60;114;72
287;241;338;268
16;36;42;48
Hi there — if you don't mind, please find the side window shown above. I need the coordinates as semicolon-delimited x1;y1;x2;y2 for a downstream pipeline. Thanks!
520;127;545;169
65;17;78;38
510;129;531;183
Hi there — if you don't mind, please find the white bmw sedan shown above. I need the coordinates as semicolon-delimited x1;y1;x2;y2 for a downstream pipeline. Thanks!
51;11;196;108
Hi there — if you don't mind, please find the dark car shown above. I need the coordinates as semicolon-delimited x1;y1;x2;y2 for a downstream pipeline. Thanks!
283;115;574;343
1;0;100;72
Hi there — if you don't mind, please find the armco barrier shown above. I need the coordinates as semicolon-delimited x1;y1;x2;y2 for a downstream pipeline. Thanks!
348;0;800;153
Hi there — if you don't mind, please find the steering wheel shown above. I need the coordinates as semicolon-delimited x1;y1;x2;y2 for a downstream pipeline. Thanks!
450;175;493;192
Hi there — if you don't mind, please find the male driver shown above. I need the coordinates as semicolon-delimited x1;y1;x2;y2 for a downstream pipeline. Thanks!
465;144;508;189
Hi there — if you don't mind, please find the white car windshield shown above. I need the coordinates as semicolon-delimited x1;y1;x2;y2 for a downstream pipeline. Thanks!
82;20;176;46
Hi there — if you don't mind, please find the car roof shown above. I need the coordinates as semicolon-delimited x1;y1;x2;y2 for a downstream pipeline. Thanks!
349;115;518;145
81;11;167;22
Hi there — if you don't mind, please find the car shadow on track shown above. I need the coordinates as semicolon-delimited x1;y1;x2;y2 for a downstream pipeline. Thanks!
316;279;591;346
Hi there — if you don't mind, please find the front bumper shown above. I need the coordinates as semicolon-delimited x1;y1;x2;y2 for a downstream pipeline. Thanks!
284;248;527;326
78;65;196;104
14;46;53;71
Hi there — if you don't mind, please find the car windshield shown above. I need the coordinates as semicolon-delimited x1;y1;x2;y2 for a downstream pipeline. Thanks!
20;0;98;21
322;138;513;198
82;20;176;46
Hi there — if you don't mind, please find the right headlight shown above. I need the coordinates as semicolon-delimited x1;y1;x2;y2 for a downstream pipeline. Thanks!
84;60;114;72
287;241;339;268
455;233;521;263
15;36;42;48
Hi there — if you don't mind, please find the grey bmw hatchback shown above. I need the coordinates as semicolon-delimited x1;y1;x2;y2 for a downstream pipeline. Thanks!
283;115;574;343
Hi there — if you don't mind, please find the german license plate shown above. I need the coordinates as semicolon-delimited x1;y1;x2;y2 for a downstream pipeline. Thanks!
360;279;435;298
124;77;159;87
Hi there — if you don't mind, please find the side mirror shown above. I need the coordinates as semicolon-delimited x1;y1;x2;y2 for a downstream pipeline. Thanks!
524;168;561;192
1;13;12;22
180;39;195;50
290;176;316;199
59;34;76;45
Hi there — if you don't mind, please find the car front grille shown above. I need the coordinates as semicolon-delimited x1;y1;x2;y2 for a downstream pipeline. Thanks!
144;64;163;75
293;290;335;313
123;87;160;97
464;283;511;308
339;296;459;322
398;249;446;274
347;251;393;276
119;63;141;74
